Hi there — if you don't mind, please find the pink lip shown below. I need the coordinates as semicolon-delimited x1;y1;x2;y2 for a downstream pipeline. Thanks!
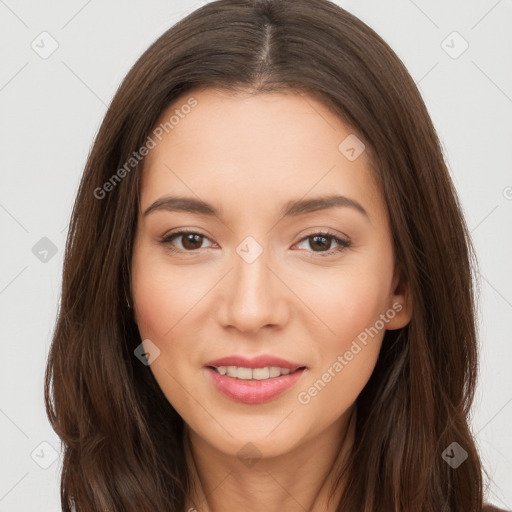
204;354;305;370
205;366;306;404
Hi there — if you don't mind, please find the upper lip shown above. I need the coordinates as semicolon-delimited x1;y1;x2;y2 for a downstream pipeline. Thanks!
205;354;306;370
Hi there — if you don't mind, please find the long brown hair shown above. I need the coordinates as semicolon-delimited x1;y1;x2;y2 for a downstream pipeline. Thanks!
44;0;485;510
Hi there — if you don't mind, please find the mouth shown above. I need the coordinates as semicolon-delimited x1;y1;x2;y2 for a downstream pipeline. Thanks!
204;355;307;404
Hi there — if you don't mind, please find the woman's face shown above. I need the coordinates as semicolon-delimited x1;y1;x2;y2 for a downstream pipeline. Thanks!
131;88;411;459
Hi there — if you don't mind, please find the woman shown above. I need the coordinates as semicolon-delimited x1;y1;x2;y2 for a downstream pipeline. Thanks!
44;0;508;510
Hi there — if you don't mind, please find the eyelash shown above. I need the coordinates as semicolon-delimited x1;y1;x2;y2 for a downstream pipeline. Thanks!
159;229;351;258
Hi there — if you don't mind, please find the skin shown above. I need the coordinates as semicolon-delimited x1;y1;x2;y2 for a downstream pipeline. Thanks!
131;88;412;512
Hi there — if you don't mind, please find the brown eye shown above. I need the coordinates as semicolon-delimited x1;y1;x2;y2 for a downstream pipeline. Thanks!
309;234;331;251
180;233;204;250
295;231;351;257
160;231;213;252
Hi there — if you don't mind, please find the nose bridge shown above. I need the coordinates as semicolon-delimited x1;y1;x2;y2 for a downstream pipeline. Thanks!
217;235;287;332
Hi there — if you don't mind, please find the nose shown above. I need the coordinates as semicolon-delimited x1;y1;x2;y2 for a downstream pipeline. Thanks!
216;246;289;334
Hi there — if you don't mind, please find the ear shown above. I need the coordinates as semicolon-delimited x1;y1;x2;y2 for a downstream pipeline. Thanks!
385;265;413;330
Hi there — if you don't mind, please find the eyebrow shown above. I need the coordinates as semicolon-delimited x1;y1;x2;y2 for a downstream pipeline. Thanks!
143;194;368;219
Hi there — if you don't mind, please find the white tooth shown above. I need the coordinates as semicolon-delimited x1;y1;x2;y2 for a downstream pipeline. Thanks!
269;367;281;378
218;365;295;379
237;367;253;380
226;366;238;377
253;367;270;380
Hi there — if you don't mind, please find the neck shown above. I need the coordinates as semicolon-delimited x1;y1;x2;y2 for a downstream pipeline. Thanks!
183;406;356;512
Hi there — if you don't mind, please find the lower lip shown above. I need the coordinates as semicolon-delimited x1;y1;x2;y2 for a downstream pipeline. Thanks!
205;367;306;404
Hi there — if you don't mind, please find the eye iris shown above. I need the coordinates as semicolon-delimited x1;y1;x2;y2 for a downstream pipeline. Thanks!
182;233;203;250
310;235;330;251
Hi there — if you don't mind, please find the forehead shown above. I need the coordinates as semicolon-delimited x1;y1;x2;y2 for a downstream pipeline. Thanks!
139;88;385;222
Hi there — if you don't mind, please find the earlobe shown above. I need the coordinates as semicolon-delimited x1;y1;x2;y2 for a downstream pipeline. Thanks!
386;272;413;330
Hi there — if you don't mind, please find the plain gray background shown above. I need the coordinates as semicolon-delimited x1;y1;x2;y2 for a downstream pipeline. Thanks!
1;0;511;510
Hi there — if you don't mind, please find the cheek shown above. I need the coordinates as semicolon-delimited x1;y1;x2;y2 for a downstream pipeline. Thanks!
304;262;392;352
295;257;392;415
132;273;171;341
132;249;208;341
131;257;203;410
